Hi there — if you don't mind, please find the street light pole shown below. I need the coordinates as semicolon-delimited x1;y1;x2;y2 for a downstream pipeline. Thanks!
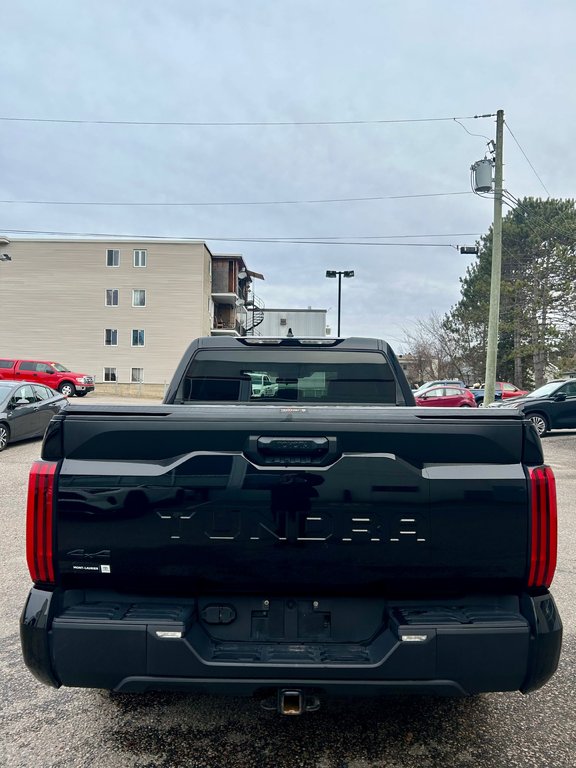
326;270;354;336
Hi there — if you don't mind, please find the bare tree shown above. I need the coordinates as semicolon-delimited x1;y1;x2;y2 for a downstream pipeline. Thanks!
401;312;477;384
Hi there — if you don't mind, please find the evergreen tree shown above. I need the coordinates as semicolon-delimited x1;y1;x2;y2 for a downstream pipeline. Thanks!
444;198;576;387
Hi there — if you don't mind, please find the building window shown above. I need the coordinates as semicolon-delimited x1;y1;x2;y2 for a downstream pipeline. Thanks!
131;367;144;383
104;367;117;382
105;329;118;346
133;249;147;267
105;289;119;306
106;249;120;267
131;329;145;347
132;289;146;307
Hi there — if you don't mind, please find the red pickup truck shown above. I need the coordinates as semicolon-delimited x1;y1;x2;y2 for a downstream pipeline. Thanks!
0;358;95;397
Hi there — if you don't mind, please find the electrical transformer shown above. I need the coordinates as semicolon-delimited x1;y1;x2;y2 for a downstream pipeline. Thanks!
471;159;493;193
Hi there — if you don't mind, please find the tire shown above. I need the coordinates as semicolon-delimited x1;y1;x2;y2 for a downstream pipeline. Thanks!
0;423;9;451
527;412;549;437
476;398;484;406
59;381;76;397
75;391;88;397
459;403;473;407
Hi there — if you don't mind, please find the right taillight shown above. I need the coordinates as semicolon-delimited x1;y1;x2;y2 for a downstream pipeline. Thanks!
26;460;58;584
527;465;557;588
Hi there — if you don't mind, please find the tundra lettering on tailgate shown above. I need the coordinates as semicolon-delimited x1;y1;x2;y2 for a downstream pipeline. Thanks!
156;506;429;544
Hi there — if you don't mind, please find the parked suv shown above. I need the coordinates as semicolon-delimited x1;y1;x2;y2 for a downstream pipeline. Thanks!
0;359;95;397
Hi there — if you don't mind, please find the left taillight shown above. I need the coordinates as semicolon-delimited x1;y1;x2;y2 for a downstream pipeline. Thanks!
26;460;58;584
527;465;558;589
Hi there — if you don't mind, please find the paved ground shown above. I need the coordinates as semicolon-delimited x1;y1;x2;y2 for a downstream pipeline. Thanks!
1;399;575;767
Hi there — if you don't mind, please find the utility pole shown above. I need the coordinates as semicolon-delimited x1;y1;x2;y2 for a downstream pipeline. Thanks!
337;273;342;336
483;109;504;406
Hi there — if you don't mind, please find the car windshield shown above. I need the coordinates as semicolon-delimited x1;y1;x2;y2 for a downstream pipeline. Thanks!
52;363;70;372
524;381;563;399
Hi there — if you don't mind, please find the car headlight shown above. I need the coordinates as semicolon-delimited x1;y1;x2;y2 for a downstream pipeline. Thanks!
75;377;87;383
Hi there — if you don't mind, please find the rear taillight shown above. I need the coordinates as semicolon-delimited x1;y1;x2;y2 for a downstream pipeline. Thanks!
26;460;58;584
528;465;557;589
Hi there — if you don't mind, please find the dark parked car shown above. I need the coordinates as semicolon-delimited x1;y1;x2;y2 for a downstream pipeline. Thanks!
0;380;68;451
488;378;576;436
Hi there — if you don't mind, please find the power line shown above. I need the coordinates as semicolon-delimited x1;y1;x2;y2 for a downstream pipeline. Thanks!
503;190;576;235
0;113;496;127
220;232;483;241
0;227;470;248
0;191;474;207
211;240;458;248
0;228;482;240
453;118;492;141
504;121;551;196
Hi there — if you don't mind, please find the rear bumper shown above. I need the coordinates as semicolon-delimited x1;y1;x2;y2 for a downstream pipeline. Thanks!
20;589;562;697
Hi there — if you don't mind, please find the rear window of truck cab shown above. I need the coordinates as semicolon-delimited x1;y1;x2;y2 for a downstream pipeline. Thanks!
177;349;402;404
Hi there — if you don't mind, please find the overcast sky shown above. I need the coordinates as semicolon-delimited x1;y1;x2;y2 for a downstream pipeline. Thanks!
2;1;575;347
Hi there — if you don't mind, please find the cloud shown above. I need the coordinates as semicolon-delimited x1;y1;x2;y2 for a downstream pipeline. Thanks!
1;0;575;352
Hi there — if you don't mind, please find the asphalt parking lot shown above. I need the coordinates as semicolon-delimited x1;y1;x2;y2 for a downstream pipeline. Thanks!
1;398;575;768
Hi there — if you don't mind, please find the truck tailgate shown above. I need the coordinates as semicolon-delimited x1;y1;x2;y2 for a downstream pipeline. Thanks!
50;405;532;596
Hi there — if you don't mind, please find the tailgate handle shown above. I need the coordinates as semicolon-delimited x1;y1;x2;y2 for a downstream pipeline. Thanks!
248;436;338;466
258;437;329;456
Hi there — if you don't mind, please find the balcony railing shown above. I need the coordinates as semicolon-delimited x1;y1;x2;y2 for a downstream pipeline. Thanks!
212;319;246;336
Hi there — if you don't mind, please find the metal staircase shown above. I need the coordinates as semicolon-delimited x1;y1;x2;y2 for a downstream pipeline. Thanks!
244;293;265;335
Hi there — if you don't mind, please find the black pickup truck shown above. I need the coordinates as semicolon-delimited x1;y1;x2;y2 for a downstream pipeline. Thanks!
21;337;561;714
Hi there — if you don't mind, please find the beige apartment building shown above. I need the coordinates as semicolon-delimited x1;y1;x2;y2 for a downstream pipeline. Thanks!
0;238;262;394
